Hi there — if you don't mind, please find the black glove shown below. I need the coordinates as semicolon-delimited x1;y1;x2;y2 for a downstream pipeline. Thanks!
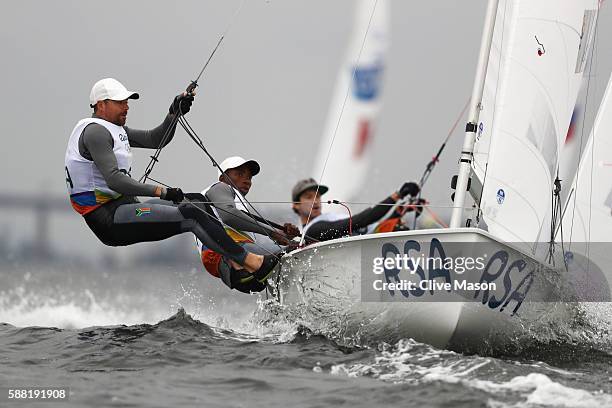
398;182;420;198
164;187;184;204
169;93;195;115
412;198;427;217
283;223;301;238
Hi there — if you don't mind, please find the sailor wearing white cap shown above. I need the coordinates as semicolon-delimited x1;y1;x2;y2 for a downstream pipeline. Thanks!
65;78;278;278
196;156;300;293
89;77;140;109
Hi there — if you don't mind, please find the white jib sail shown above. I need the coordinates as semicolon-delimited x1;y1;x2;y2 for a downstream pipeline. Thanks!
312;0;389;207
561;73;612;244
471;0;598;247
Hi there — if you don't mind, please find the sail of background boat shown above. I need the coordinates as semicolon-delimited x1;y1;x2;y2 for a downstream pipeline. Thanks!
312;0;389;207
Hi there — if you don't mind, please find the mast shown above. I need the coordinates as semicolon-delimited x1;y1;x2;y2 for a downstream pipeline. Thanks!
449;0;500;228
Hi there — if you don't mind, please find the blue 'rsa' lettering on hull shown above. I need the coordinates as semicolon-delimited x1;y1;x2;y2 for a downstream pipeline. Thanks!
380;238;533;315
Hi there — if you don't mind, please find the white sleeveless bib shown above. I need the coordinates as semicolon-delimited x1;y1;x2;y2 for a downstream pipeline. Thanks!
65;118;133;214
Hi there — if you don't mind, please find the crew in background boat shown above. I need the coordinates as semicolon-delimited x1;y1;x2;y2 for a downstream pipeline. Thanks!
65;78;278;277
292;178;423;243
196;156;300;293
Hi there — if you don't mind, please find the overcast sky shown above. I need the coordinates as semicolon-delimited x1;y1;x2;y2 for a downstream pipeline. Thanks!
1;1;611;258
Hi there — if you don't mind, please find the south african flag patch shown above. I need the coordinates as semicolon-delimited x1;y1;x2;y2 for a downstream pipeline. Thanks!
136;207;151;217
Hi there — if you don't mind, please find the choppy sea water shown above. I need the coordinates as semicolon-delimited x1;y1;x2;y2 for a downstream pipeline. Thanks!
2;261;612;408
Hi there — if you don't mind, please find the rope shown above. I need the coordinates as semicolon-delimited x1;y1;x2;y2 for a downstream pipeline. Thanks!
179;200;472;210
329;200;353;234
418;98;470;189
139;112;182;183
182;197;287;259
139;0;249;183
424;206;449;229
176;114;292;246
411;98;470;229
132;0;294;253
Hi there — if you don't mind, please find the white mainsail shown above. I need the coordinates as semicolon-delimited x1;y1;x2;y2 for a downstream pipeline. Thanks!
561;73;612;243
471;0;598;247
312;0;389;205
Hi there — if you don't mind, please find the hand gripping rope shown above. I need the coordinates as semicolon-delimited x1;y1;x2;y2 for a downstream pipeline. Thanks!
139;1;295;259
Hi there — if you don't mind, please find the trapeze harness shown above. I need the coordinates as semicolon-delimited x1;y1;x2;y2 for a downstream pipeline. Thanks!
65;118;131;215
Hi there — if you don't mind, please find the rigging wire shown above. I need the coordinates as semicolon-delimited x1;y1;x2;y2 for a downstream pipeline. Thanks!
188;197;291;257
150;199;475;210
300;0;380;247
191;0;248;90
176;114;292;249
139;0;248;184
131;0;293;259
408;98;470;229
418;98;470;189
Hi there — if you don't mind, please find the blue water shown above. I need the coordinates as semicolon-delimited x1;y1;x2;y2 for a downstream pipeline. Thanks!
2;261;612;408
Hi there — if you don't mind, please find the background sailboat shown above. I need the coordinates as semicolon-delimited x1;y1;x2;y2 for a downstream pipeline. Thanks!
561;73;612;244
312;0;389;207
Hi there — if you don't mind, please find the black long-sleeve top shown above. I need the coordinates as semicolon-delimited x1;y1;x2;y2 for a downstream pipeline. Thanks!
304;196;396;242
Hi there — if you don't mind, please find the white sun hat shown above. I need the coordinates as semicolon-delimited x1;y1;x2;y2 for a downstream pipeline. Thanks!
217;156;261;177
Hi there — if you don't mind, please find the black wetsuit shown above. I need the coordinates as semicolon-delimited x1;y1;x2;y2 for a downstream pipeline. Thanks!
78;114;248;264
304;196;396;242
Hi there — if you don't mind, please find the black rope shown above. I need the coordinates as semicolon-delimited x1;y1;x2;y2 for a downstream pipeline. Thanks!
183;196;285;260
139;112;182;183
176;114;293;246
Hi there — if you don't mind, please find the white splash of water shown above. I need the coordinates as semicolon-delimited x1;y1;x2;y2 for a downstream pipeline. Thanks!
0;287;162;328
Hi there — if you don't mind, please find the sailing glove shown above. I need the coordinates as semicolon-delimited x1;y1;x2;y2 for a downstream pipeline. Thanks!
163;187;185;204
398;182;420;198
169;93;195;115
283;223;301;238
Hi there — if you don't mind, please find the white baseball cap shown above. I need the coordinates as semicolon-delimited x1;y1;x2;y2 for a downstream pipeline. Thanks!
89;78;140;107
217;156;261;177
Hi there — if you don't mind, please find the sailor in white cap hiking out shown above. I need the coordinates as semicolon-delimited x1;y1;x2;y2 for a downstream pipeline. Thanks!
65;78;278;278
196;156;300;293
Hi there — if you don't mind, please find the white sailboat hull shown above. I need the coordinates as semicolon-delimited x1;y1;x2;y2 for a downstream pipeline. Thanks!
275;228;578;353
